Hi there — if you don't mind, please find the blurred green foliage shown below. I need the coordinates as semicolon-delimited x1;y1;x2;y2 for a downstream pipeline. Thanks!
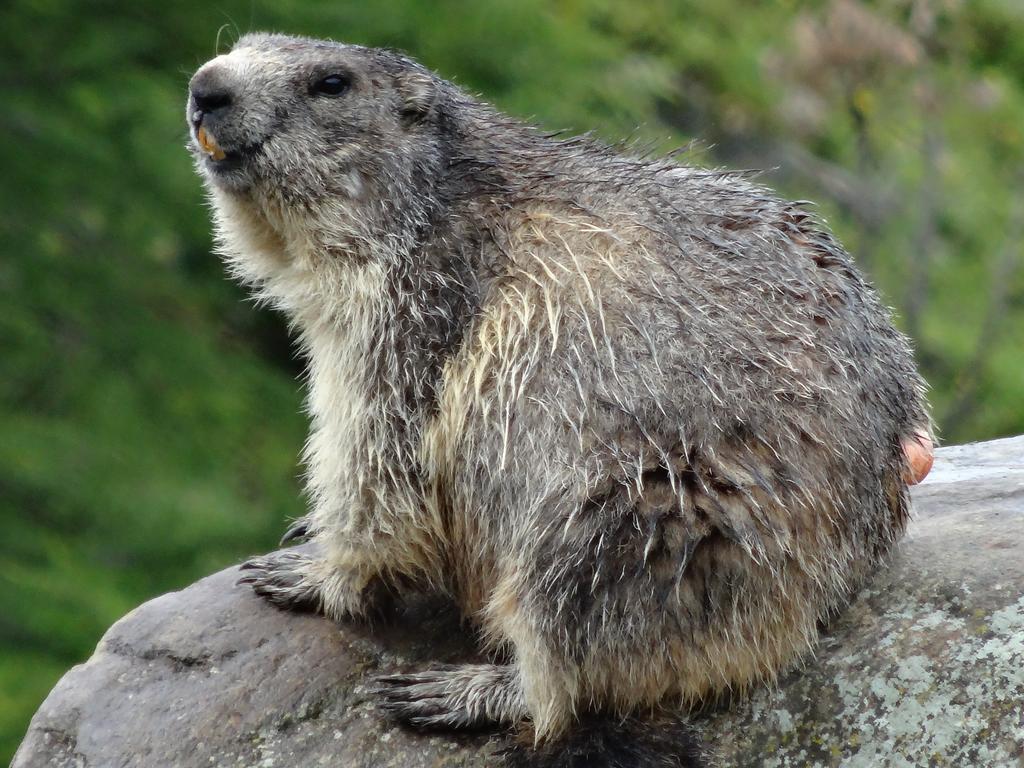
2;0;1022;760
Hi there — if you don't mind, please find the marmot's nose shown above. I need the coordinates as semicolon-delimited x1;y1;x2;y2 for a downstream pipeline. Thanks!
193;88;232;113
189;68;234;125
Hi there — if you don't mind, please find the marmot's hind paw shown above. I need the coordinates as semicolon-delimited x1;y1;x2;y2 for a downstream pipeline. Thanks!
372;663;525;730
237;551;322;613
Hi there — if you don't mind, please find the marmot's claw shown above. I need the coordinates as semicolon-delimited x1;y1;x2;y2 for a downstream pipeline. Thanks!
279;518;311;546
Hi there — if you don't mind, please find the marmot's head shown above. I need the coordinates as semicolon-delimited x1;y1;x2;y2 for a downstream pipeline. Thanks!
187;33;445;200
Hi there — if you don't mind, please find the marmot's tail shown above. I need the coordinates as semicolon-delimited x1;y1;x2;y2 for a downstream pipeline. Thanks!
500;714;709;768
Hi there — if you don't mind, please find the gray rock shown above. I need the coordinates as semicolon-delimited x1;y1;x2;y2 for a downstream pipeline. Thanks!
12;437;1024;768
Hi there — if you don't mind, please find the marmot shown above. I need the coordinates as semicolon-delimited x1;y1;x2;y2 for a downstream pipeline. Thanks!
187;33;933;767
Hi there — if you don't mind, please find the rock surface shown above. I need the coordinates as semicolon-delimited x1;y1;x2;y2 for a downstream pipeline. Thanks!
12;437;1024;768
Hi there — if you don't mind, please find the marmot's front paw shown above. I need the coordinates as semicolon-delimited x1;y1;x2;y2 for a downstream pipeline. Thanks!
238;551;323;613
238;550;392;620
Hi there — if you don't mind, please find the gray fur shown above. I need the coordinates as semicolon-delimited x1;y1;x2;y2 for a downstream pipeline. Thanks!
187;32;930;765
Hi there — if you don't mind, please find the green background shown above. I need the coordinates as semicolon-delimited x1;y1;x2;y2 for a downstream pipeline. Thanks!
3;0;1023;760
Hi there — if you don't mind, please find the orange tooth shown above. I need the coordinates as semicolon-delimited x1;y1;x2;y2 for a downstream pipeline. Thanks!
197;126;227;161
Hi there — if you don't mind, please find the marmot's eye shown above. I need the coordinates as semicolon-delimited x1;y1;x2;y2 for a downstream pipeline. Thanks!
312;74;352;96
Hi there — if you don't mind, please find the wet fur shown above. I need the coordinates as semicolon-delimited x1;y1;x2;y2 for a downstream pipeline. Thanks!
189;33;930;764
501;714;708;768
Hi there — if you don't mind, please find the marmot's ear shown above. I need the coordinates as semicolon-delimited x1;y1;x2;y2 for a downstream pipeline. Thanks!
397;71;437;125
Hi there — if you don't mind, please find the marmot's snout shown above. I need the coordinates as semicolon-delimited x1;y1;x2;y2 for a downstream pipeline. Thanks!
186;54;280;184
187;62;243;170
189;69;232;160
